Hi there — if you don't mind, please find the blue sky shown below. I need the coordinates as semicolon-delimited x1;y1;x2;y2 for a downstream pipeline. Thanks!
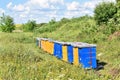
0;0;115;23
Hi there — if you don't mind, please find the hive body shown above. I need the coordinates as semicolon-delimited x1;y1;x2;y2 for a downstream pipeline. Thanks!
36;38;97;69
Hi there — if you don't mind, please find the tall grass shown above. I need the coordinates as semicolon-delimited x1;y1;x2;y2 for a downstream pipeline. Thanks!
0;16;120;79
0;33;98;80
0;33;119;80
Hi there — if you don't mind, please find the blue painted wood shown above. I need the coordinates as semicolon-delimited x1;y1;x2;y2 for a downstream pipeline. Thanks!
78;47;97;68
54;42;63;59
67;45;73;63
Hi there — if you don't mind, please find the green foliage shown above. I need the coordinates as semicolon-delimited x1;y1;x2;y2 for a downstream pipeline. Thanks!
94;2;117;25
49;18;56;25
0;14;15;32
36;23;46;27
60;18;70;23
0;27;120;80
35;19;61;34
0;2;120;79
116;0;120;3
23;20;37;32
114;2;120;24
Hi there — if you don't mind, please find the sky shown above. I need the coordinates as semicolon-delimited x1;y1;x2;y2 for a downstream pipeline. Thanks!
0;0;116;24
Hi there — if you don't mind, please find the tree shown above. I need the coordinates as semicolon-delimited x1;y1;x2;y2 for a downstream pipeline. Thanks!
113;0;120;24
23;20;37;32
61;18;69;23
94;2;117;25
49;18;56;25
0;14;15;32
116;0;120;3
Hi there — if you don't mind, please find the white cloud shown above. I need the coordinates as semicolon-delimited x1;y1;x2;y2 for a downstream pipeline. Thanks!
26;0;50;9
67;1;80;11
102;0;116;2
6;0;116;23
25;0;64;10
20;14;26;18
0;8;5;14
65;0;116;19
13;4;25;11
50;0;64;5
7;2;12;9
84;2;97;9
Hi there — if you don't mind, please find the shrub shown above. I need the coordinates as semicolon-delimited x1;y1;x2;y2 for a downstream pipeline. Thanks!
34;19;62;34
114;1;120;24
0;14;15;32
94;2;117;25
23;20;37;32
60;18;70;23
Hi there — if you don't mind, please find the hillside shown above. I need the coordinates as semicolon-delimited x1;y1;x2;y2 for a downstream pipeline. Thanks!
0;0;120;80
0;16;120;80
34;16;120;79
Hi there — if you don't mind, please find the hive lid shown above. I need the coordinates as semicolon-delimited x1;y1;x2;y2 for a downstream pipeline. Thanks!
48;38;54;42
36;38;50;41
42;38;49;41
36;37;42;40
72;42;96;48
54;41;73;45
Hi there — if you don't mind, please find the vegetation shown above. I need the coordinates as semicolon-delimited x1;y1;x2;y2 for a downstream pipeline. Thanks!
0;31;119;80
0;14;15;32
94;2;117;25
114;1;120;24
0;1;120;80
35;19;62;34
22;20;37;32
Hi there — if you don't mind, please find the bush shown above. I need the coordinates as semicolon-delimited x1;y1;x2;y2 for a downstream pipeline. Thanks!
34;19;62;34
114;1;120;24
23;20;37;32
94;2;117;25
0;14;15;32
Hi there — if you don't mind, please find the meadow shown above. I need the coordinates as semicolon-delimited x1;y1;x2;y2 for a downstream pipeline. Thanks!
0;16;120;80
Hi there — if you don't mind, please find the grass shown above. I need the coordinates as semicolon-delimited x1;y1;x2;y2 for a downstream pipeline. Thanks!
0;17;120;80
0;32;97;80
0;32;120;80
15;24;22;30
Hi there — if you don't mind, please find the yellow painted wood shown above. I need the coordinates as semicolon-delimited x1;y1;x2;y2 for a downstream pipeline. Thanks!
45;40;47;52
73;48;79;66
49;42;54;54
46;40;49;52
42;40;46;51
62;46;68;62
47;41;49;53
41;40;44;49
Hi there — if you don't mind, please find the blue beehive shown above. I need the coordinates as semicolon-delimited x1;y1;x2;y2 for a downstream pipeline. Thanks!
67;45;74;63
53;41;63;59
73;42;97;69
36;37;97;69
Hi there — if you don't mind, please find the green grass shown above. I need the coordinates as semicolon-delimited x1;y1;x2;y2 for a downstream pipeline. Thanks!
0;27;2;32
0;16;120;80
0;32;120;80
0;33;97;80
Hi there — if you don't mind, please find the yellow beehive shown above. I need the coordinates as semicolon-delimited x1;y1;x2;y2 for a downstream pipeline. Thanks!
47;41;50;53
42;39;46;51
49;41;54;54
62;45;68;62
44;40;47;52
46;40;50;53
73;47;79;66
41;40;44;49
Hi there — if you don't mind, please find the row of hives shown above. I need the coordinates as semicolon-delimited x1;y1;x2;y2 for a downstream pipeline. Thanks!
36;38;97;69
